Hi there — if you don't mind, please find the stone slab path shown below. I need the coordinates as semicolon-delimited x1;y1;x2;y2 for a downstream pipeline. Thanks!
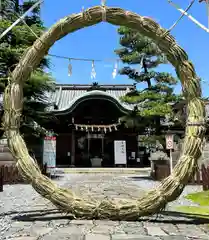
0;173;209;240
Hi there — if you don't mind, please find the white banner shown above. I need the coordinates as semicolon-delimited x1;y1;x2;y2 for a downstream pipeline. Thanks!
43;136;56;175
114;140;127;165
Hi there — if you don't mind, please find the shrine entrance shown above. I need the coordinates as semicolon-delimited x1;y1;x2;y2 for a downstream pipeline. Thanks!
75;132;114;167
52;84;139;168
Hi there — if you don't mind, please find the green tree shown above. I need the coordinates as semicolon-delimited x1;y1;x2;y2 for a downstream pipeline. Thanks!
115;26;181;139
0;0;55;138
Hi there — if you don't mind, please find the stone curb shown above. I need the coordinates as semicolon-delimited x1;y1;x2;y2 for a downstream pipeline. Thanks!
62;168;151;174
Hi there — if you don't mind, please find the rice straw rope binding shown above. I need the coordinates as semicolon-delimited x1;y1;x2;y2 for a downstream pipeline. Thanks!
2;6;206;220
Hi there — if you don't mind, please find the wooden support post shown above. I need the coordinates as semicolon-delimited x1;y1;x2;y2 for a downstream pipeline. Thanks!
71;129;75;167
0;166;4;192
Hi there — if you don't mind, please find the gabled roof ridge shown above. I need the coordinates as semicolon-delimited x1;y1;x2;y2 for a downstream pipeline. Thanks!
55;83;134;90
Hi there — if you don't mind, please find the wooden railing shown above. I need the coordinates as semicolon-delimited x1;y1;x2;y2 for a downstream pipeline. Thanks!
1;165;23;184
201;164;209;190
0;163;47;192
189;165;209;190
153;163;209;191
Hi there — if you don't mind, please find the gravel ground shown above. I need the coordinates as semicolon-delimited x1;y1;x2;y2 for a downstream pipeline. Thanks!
0;173;208;240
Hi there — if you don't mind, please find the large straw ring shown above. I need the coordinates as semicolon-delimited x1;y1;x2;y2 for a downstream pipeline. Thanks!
3;6;206;220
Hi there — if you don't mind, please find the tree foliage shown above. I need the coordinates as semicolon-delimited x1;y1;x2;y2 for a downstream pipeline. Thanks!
0;0;55;137
115;26;181;135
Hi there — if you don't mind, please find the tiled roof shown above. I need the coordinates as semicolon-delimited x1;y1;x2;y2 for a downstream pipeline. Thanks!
46;84;135;113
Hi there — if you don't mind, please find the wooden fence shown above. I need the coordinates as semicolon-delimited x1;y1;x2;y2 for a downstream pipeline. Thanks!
202;165;209;190
153;163;209;191
194;164;209;190
0;165;23;184
0;163;47;192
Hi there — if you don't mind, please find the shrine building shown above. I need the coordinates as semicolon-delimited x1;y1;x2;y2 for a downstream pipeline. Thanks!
43;83;151;168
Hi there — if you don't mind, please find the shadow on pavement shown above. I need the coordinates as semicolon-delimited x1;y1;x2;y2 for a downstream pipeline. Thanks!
9;209;74;221
130;176;154;181
12;211;74;222
140;211;209;225
6;209;209;225
0;208;59;217
49;174;64;180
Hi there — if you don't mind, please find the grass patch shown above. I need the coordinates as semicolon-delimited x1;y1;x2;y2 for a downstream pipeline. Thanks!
176;206;209;219
185;191;209;206
175;191;209;220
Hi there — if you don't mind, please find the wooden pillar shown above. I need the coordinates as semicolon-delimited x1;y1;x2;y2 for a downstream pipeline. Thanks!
88;132;90;158
0;166;3;192
71;129;75;167
102;135;104;156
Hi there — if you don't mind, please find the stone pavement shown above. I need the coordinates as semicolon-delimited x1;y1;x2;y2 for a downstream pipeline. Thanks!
0;173;209;240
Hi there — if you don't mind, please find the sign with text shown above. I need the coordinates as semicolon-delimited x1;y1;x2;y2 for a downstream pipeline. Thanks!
114;140;127;165
87;133;104;139
166;134;174;150
43;136;56;175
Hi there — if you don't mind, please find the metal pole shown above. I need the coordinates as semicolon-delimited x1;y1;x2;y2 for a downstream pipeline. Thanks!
0;0;2;20
207;0;209;29
0;0;43;40
170;149;173;174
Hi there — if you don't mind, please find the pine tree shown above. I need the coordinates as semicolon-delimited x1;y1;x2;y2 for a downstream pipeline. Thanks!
0;0;55;137
115;26;181;138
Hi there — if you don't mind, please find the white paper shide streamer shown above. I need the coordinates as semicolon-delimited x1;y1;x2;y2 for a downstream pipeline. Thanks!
138;55;144;74
68;59;72;76
134;55;144;75
91;61;96;79
112;60;118;79
101;0;106;7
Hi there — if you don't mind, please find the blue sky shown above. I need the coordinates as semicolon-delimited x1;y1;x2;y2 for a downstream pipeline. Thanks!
41;0;209;96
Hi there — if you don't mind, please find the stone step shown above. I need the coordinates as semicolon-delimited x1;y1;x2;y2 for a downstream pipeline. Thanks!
56;168;151;175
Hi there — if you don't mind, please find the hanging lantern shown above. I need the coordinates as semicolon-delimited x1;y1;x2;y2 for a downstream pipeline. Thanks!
112;60;118;79
68;59;72;76
91;61;96;79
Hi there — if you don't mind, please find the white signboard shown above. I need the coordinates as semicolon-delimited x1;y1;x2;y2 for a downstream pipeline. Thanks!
166;135;174;150
43;136;56;175
114;140;127;165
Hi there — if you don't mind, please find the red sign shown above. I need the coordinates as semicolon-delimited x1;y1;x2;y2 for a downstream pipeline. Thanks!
44;136;56;141
166;135;174;150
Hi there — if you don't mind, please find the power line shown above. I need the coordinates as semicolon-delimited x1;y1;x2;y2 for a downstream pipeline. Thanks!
168;0;209;33
0;0;43;40
48;53;120;63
